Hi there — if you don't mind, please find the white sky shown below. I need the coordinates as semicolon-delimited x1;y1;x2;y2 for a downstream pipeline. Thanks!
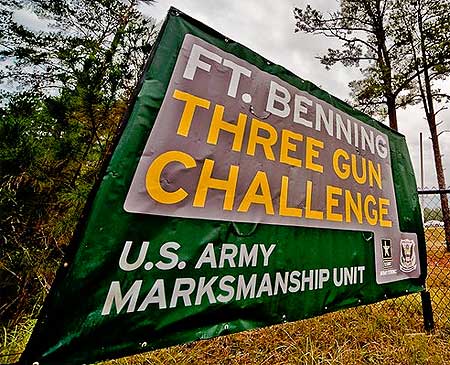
143;0;450;189
13;0;450;189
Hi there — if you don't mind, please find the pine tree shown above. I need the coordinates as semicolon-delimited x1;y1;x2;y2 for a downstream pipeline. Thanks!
0;0;157;323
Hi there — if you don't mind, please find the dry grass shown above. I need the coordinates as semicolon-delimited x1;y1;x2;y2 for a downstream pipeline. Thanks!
424;227;450;329
1;317;36;364
4;302;449;365
99;303;450;365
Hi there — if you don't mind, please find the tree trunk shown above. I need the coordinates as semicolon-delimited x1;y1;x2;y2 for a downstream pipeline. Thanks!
365;0;398;131
386;94;398;130
428;118;450;250
416;0;450;250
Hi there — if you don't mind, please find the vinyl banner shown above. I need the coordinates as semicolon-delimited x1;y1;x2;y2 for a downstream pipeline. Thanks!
22;8;426;365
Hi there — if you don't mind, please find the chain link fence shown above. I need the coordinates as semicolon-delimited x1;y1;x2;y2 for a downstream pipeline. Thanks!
337;188;450;333
418;188;450;329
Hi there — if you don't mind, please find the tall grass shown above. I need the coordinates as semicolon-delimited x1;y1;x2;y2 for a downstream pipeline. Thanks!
2;301;449;365
1;317;35;364
98;302;450;365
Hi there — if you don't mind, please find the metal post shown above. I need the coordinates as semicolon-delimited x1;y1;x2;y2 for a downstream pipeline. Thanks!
420;132;424;190
421;290;434;331
419;133;425;218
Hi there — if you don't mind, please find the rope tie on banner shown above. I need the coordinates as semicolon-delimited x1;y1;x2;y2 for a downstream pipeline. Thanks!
249;105;271;120
231;222;259;237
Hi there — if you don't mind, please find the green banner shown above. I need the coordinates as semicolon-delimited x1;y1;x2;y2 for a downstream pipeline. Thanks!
22;8;426;365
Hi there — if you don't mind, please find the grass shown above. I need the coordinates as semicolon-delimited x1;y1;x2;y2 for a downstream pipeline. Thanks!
424;227;450;328
97;303;450;364
2;302;450;365
1;317;36;364
2;229;450;364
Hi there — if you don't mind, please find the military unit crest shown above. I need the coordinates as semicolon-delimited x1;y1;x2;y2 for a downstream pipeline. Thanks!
381;238;417;273
399;238;417;273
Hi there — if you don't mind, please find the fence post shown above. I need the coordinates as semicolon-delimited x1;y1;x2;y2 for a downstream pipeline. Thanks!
421;290;434;331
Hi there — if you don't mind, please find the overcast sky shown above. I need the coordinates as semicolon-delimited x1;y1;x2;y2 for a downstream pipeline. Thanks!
142;0;450;189
13;0;450;189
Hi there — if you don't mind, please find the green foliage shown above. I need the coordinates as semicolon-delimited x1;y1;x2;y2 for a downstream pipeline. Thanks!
1;93;61;323
293;1;410;123
0;0;156;99
0;0;157;327
293;0;450;125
